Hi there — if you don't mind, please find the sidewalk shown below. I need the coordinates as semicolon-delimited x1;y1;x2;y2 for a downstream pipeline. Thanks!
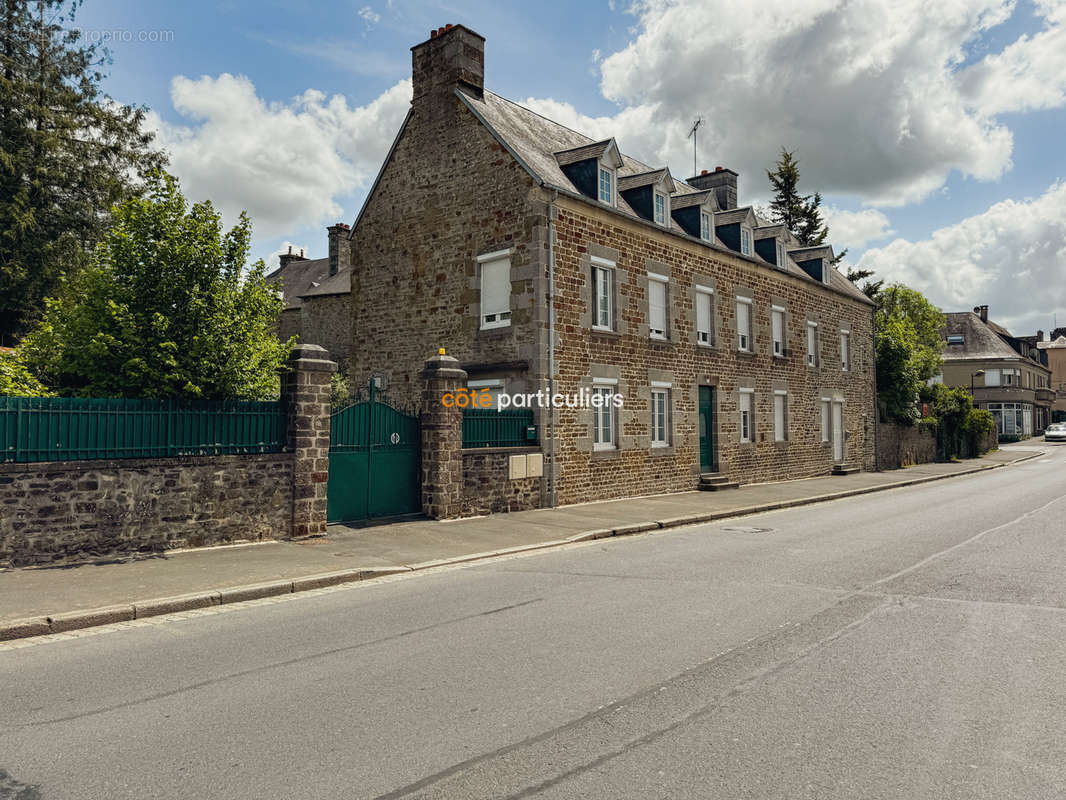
0;447;1042;639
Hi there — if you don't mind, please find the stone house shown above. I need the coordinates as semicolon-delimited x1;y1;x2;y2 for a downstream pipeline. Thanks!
266;223;353;370
334;23;877;507
940;307;1053;436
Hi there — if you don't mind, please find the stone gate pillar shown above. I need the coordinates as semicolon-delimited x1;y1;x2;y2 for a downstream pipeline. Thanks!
421;351;467;519
281;344;336;537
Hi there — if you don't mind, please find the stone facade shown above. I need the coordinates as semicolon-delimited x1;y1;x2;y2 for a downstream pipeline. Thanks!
420;353;468;518
0;454;293;567
461;448;543;516
299;294;352;371
876;422;937;470
344;24;876;510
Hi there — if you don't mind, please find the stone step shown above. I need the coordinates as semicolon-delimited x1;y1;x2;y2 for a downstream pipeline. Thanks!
699;475;732;486
698;480;740;491
831;463;860;475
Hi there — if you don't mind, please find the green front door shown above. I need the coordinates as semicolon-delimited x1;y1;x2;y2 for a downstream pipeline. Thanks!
327;388;420;524
698;385;717;473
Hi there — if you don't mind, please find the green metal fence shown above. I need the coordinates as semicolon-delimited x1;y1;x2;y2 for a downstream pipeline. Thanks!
462;408;536;448
0;396;286;463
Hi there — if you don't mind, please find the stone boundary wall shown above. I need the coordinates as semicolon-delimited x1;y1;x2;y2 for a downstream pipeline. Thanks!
877;422;937;470
0;454;294;567
461;447;544;516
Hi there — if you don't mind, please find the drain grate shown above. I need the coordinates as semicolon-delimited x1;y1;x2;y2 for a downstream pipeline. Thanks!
719;525;774;534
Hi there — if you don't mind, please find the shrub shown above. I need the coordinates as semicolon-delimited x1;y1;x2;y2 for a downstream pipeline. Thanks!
0;350;52;397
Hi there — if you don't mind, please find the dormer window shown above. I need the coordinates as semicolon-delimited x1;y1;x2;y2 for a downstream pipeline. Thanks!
700;211;712;242
654;192;667;225
741;227;752;256
598;167;614;205
946;335;964;345
776;241;785;268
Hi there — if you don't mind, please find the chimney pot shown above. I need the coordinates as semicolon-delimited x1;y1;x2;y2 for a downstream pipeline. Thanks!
287;245;292;255
687;166;738;210
445;23;453;29
715;166;723;171
430;29;437;38
700;169;708;175
300;248;304;257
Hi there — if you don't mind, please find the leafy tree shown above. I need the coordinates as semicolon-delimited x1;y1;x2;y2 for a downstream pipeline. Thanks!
0;0;165;340
0;348;51;395
875;284;945;423
845;265;884;302
21;171;293;399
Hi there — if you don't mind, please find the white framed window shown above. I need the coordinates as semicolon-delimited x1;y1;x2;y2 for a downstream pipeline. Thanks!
654;192;667;225
840;330;851;371
695;286;714;346
648;272;668;339
598;166;614;205
650;382;670;447
739;388;754;443
771;306;786;357
467;379;503;410
736;296;752;352
773;390;788;442
1024;371;1030;388
775;241;785;269
820;398;831;442
741;227;752;256
478;249;512;330
700;211;713;242
592;378;618;450
591;256;614;331
807;321;818;366
1003;368;1020;386
984;368;1001;387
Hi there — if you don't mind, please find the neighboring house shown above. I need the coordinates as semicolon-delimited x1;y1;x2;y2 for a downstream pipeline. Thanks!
940;306;1053;437
1036;330;1066;421
337;23;876;507
265;223;353;369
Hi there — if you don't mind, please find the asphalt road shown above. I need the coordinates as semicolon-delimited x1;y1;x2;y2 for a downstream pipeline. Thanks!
2;444;1065;800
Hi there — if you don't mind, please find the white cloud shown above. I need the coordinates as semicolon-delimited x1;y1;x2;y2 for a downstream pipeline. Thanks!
148;75;411;241
856;181;1066;333
959;0;1066;114
358;6;382;27
521;0;1066;207
824;207;894;250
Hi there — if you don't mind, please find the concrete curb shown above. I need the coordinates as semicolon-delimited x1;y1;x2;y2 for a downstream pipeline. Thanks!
0;451;1041;643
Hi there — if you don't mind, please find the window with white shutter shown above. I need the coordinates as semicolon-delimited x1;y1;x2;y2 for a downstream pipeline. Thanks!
739;389;754;443
736;297;752;352
772;306;785;357
591;257;614;331
648;273;668;339
807;322;818;366
650;385;670;447
695;287;714;346
774;391;788;442
840;330;851;371
478;250;511;330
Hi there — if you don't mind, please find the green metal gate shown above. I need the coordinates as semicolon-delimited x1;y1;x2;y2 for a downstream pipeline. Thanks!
327;384;421;524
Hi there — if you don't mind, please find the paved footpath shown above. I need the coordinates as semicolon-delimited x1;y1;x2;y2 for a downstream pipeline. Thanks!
0;447;1041;638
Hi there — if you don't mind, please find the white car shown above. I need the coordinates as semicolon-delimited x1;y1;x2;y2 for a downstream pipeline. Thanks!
1045;423;1066;442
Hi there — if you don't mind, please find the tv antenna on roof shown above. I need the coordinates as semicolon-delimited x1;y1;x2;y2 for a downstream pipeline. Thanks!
687;117;703;177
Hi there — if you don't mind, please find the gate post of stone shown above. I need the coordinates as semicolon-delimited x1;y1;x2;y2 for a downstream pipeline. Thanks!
420;351;467;520
281;343;337;538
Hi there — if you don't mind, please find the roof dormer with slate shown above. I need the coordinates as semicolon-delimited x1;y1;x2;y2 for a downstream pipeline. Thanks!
669;189;720;243
714;207;758;258
554;139;624;208
753;224;797;272
618;168;674;228
788;245;835;286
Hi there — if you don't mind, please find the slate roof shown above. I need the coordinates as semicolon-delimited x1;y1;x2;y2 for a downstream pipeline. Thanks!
714;207;757;226
265;257;330;310
300;268;351;298
942;312;1028;362
618;168;672;192
457;87;872;305
669;189;717;211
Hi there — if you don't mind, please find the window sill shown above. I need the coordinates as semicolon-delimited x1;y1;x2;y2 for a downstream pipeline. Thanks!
649;444;673;456
591;447;621;460
591;326;620;337
480;321;511;332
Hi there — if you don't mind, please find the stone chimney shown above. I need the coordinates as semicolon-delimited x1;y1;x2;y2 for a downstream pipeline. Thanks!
278;245;308;271
327;223;351;277
411;23;485;104
1037;330;1044;342
973;305;989;323
687;166;738;210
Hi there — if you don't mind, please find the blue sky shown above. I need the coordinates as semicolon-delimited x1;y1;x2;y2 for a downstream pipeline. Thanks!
71;0;1066;333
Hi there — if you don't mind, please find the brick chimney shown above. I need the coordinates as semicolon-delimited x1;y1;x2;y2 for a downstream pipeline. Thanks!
973;305;989;323
327;223;351;277
687;166;738;210
411;24;485;104
278;245;308;271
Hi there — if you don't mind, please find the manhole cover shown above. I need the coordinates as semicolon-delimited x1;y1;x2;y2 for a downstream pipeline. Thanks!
720;525;774;534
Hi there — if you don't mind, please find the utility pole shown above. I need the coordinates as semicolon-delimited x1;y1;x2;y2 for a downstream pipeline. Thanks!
688;117;703;177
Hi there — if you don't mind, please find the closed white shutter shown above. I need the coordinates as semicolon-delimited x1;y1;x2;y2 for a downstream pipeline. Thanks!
737;300;751;350
821;400;830;442
774;393;787;442
480;254;511;327
772;308;784;355
807;323;817;365
696;291;712;344
649;277;667;338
